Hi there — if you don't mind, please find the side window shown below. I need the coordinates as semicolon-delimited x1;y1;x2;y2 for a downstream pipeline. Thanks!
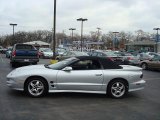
70;60;101;70
152;57;160;61
97;53;103;57
92;52;98;56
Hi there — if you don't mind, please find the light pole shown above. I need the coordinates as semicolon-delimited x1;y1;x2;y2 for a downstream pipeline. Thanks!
97;27;101;41
52;0;56;59
10;23;17;45
69;28;76;44
96;27;101;49
77;18;88;51
112;32;119;50
153;28;160;53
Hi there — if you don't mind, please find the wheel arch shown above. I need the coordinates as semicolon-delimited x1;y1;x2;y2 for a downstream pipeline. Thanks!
141;62;148;69
107;78;129;93
141;62;148;66
24;76;49;92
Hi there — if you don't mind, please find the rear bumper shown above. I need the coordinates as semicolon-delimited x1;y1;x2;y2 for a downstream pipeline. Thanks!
11;58;39;63
129;79;146;92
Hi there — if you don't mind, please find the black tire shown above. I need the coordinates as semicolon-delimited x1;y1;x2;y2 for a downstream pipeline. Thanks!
11;62;16;68
141;63;148;70
25;77;48;97
107;79;128;99
32;62;37;65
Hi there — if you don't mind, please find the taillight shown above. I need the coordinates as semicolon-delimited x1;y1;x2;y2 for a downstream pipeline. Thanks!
108;57;113;61
127;57;133;60
12;51;16;57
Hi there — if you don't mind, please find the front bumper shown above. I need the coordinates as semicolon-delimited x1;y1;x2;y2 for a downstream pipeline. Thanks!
129;79;146;92
6;78;24;91
43;55;53;58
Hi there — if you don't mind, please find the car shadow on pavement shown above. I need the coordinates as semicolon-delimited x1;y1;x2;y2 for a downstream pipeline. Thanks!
7;90;27;98
45;92;142;100
7;89;143;100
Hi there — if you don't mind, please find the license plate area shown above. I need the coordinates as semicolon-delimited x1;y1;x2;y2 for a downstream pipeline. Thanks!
24;59;29;62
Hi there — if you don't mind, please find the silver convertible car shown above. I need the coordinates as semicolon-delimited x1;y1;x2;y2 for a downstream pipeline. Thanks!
7;56;146;98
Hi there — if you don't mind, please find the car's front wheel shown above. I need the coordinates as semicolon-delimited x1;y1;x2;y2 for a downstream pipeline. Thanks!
25;78;48;97
141;63;148;70
107;80;127;99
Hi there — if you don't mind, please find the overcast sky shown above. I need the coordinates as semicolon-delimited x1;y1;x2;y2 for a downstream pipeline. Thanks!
0;0;160;35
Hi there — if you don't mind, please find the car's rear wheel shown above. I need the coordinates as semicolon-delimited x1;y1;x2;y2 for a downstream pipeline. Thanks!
141;63;148;70
107;80;127;99
25;78;48;97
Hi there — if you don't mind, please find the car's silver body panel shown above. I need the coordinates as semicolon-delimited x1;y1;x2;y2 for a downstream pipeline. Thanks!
7;64;145;94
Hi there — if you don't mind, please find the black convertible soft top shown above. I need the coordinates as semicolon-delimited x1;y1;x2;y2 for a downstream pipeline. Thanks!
76;56;122;69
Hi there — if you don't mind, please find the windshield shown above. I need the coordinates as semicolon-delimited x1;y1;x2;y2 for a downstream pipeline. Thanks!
74;51;89;56
43;48;52;52
104;52;117;57
48;57;78;70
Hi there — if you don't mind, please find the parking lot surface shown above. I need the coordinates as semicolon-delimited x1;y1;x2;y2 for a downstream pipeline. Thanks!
0;54;160;120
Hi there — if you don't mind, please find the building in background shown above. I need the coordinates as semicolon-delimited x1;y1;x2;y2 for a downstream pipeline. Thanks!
23;41;50;49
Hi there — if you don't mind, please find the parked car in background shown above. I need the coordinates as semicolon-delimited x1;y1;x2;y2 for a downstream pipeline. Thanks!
115;52;140;65
0;46;7;54
10;44;39;67
56;48;67;56
39;48;48;57
56;51;89;61
145;52;160;58
5;47;12;58
137;53;153;61
7;56;145;98
89;51;124;65
39;48;53;59
0;46;3;53
140;56;160;70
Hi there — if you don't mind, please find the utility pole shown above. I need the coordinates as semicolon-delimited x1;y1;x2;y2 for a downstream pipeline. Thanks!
112;32;119;50
97;27;101;41
69;28;76;46
153;28;160;53
10;23;17;45
97;27;101;49
52;0;56;59
77;18;88;52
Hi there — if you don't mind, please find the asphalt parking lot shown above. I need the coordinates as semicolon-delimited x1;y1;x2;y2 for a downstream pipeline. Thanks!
0;54;160;120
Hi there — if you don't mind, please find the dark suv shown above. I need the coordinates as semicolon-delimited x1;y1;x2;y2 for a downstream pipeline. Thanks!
10;44;39;67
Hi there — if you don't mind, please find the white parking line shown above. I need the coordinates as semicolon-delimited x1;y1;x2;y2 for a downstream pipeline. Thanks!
144;78;160;81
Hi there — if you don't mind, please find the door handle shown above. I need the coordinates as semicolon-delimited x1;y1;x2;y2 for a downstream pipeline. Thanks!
95;74;102;76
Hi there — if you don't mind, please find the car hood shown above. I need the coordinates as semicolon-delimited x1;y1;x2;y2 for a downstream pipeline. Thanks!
7;65;49;77
16;64;45;70
120;65;142;71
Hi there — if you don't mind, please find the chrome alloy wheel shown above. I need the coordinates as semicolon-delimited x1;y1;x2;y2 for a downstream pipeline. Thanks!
111;82;125;98
28;80;44;97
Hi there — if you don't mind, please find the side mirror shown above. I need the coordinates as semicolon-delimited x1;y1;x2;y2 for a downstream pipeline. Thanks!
62;67;72;71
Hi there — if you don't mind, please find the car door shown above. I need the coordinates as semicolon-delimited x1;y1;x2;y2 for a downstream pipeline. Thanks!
150;57;160;69
56;59;104;91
